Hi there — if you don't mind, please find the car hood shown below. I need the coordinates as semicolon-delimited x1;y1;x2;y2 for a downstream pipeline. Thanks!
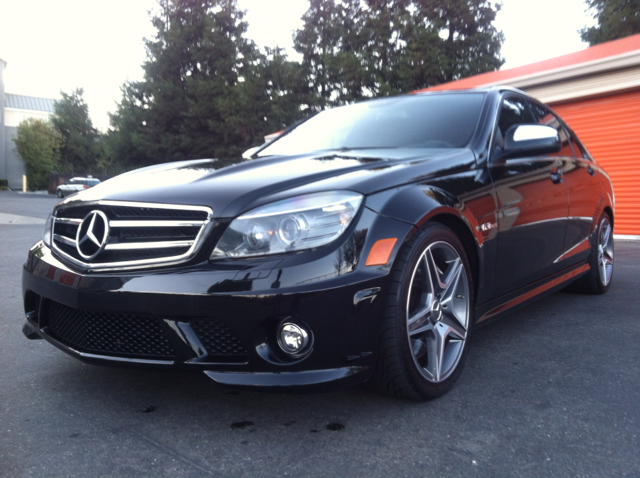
64;148;475;218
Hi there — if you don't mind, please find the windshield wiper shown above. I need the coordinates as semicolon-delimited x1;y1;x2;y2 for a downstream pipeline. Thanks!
336;146;398;152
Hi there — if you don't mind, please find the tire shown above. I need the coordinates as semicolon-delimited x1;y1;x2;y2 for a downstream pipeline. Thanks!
568;212;613;294
369;222;474;400
57;189;64;198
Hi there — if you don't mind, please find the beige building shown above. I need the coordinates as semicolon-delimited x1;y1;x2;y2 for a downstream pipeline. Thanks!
1;58;56;189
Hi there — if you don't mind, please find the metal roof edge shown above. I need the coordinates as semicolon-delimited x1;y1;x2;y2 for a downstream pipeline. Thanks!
479;49;640;90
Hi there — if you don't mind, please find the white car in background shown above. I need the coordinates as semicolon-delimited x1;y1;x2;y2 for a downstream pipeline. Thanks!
56;177;101;198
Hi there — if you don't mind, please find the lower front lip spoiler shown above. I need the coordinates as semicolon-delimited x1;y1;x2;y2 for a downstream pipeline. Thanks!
204;366;370;390
22;321;43;340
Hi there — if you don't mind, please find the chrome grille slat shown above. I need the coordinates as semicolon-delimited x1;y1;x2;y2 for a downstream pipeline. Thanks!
105;241;194;250
51;201;214;271
53;234;77;247
55;218;82;225
109;220;205;228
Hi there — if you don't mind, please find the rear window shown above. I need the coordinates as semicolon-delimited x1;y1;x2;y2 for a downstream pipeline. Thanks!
258;93;486;157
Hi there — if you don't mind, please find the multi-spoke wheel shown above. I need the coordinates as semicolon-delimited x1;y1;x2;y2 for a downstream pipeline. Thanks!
370;223;474;400
406;241;470;384
569;211;614;294
596;215;613;288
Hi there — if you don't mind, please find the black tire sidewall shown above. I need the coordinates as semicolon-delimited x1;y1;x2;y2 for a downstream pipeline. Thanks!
592;212;613;294
393;223;475;398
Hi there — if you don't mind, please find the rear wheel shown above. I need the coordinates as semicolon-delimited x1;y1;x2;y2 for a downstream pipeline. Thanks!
370;223;474;400
569;212;613;294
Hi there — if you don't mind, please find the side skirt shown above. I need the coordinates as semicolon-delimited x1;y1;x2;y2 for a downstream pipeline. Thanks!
474;262;590;327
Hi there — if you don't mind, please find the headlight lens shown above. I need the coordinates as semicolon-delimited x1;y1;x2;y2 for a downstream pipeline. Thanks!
211;191;363;259
42;212;54;247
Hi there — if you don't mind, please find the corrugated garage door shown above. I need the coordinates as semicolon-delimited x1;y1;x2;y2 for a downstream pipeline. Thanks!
552;90;640;236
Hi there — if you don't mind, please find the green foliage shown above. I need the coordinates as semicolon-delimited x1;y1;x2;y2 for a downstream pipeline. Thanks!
52;88;101;174
109;0;305;168
13;119;62;190
108;0;504;169
580;0;640;45
294;0;504;108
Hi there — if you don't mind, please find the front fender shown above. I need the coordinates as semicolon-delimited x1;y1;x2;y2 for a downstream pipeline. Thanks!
364;173;499;305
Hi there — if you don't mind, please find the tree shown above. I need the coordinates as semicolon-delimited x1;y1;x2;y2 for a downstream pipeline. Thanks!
294;0;367;108
580;0;640;46
13;119;62;190
110;0;302;168
415;0;504;83
52;88;100;174
294;0;504;105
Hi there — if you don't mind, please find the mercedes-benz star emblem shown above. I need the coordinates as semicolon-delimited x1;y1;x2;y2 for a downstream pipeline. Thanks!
430;300;443;322
76;210;110;260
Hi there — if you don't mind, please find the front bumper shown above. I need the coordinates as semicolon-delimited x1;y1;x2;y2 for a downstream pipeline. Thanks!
22;209;413;390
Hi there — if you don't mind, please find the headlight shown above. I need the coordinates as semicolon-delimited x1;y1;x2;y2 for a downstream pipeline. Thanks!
42;212;54;247
211;191;363;259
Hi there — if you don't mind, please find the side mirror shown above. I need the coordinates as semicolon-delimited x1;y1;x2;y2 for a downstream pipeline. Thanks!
502;124;561;159
242;146;261;159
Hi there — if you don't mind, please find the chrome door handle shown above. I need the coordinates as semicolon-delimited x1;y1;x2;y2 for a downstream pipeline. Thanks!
550;171;564;184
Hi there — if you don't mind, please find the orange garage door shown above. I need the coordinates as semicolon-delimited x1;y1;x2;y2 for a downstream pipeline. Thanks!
552;90;640;236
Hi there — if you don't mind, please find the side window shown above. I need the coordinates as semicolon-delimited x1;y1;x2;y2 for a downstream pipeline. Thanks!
497;97;537;136
530;103;573;157
568;132;588;159
494;97;537;150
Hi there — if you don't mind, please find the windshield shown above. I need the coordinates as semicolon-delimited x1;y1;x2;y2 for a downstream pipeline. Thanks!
258;93;486;157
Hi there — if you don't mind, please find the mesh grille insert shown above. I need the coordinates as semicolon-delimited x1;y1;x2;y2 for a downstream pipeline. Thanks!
191;319;249;362
43;300;176;360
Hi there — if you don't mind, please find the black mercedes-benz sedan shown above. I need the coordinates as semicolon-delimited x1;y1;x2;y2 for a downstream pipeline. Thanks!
22;87;614;400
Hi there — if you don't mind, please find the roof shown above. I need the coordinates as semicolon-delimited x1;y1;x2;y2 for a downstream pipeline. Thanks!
415;33;640;93
5;93;56;113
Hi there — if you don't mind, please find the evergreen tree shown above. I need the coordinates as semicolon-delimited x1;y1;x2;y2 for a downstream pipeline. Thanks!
294;0;348;109
260;47;310;130
294;0;504;102
110;0;303;168
580;0;640;46
52;88;100;174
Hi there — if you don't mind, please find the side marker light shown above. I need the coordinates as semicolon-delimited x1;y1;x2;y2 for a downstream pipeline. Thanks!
365;238;398;266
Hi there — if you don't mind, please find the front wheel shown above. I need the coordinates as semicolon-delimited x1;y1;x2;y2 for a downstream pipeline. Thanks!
370;223;474;400
57;189;64;198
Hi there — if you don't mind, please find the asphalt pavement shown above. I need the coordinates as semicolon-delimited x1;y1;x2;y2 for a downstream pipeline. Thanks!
1;190;638;477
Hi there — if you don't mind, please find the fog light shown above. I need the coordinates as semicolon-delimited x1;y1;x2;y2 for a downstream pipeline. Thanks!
277;323;310;356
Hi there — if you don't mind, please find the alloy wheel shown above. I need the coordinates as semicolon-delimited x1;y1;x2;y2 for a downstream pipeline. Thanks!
597;216;613;286
406;241;470;383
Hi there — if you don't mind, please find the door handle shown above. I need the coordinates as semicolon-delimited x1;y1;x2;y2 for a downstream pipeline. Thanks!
550;171;564;184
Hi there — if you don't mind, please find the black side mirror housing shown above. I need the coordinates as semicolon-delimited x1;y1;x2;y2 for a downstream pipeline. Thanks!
500;124;561;160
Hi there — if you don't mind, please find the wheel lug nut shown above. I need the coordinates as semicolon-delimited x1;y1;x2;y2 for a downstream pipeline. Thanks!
455;294;464;299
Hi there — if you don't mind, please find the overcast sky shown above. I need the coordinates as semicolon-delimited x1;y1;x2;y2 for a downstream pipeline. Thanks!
0;0;595;131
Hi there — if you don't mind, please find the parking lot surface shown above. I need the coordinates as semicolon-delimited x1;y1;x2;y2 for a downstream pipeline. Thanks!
1;191;638;477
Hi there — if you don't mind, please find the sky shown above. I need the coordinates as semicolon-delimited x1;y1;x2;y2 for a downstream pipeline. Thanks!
0;0;595;132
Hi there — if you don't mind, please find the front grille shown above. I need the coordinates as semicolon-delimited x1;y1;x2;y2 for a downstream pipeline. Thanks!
43;300;176;360
51;201;213;271
191;318;249;362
